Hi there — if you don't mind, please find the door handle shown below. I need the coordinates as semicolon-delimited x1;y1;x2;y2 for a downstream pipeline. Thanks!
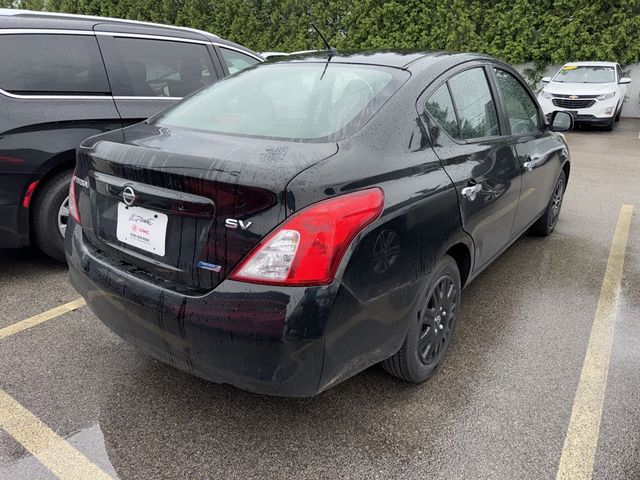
523;155;543;172
461;182;482;201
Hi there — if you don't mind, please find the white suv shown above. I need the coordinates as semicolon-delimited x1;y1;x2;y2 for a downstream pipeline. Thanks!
537;62;631;131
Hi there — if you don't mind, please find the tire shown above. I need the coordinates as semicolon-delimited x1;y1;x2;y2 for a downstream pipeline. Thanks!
528;170;566;237
615;108;622;122
31;169;73;262
382;255;461;383
604;117;615;131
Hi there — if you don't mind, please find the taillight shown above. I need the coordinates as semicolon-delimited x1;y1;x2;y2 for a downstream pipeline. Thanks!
230;188;384;286
68;172;81;224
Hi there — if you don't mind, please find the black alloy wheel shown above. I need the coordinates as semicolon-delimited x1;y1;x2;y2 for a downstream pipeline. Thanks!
528;170;566;237
418;274;458;367
382;255;461;383
547;174;565;230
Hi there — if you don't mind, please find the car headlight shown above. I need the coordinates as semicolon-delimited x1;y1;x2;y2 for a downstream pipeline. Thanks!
596;92;615;101
540;91;554;99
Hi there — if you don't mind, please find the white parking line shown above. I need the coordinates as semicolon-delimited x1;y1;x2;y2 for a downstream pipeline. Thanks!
556;203;634;480
0;299;85;341
0;388;112;480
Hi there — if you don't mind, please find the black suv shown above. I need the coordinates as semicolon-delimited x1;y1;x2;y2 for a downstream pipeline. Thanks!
0;9;262;260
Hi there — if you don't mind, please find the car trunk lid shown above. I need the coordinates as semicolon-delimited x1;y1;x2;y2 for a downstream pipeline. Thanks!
76;123;337;292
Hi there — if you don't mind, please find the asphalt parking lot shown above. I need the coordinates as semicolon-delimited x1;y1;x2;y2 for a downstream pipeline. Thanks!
0;119;639;480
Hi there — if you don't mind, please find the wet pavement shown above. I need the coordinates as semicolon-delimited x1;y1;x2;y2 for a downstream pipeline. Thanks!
1;119;639;480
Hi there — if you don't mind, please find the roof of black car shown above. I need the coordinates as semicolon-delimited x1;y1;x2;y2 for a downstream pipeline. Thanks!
277;50;488;69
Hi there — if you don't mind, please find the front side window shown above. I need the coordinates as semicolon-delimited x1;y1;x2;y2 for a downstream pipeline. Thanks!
0;34;109;95
447;68;500;140
493;69;540;135
425;84;460;139
154;63;408;142
220;48;260;74
553;66;615;84
111;37;215;97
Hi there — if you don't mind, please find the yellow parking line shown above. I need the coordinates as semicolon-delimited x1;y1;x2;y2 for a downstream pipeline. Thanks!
0;388;112;479
556;204;634;480
0;299;85;341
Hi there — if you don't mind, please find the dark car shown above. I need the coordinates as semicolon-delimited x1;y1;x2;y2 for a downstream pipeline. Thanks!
0;9;262;260
66;51;573;396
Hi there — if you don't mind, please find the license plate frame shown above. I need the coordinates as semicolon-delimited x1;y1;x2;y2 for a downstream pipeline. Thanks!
116;203;168;256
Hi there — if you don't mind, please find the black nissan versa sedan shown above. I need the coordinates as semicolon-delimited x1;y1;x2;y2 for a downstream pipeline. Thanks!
66;51;573;396
0;9;261;261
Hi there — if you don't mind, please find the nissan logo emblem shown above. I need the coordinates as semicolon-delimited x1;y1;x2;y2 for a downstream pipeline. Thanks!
122;186;136;206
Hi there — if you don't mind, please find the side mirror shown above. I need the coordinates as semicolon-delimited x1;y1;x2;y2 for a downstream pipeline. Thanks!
549;111;573;132
619;77;631;85
541;77;551;83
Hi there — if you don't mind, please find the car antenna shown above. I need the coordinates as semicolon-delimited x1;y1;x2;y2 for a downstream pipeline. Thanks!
311;23;337;58
311;24;336;80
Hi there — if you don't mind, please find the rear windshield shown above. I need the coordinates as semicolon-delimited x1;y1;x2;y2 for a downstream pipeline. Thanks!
553;66;615;84
153;63;409;142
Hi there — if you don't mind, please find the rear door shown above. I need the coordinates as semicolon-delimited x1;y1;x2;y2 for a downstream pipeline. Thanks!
94;25;222;122
423;64;522;273
490;66;567;237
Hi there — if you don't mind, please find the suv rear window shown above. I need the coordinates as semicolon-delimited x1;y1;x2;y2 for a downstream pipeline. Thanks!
154;63;408;142
0;34;109;95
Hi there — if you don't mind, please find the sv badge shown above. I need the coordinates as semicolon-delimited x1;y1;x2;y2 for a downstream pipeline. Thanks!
225;218;253;230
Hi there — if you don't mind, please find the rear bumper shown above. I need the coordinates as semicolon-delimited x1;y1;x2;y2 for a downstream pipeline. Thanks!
0;173;32;248
0;203;29;248
66;220;331;397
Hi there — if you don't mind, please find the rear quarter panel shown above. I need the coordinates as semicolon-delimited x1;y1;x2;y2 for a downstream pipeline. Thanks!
0;97;122;176
0;95;122;244
285;77;471;390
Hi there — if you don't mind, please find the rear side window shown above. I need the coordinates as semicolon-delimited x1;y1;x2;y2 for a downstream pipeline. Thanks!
220;48;260;74
448;68;500;140
425;84;460;139
110;37;215;97
0;34;109;95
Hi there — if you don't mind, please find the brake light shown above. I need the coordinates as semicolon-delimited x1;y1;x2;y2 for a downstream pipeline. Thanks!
230;188;384;286
68;173;81;224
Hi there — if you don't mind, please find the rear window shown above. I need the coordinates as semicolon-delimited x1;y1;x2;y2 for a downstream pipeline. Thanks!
0;34;109;95
154;63;409;142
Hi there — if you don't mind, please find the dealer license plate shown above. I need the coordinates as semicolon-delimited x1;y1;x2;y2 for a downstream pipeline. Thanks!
116;203;168;256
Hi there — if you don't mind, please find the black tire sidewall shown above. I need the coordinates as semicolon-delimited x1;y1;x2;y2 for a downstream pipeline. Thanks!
605;117;615;131
545;170;566;234
32;171;72;261
402;255;461;382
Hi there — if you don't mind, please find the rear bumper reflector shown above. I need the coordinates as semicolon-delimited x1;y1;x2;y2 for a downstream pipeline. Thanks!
22;180;39;208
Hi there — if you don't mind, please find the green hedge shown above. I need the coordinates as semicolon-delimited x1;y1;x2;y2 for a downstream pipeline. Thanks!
4;0;640;65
